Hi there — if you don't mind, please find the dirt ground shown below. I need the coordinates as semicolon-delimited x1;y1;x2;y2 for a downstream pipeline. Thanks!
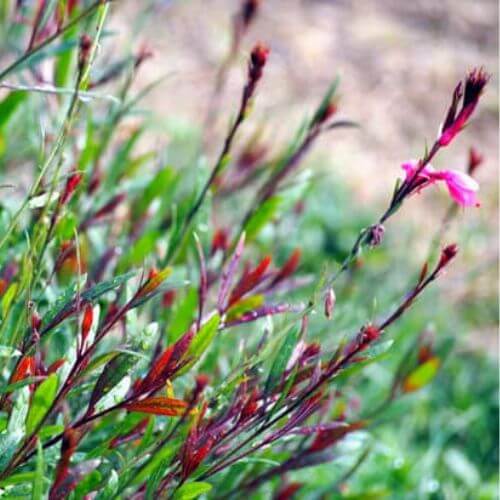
112;0;499;349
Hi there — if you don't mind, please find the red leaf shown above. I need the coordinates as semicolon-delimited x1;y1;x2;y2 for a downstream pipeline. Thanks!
275;482;303;500
49;429;81;500
228;255;271;307
138;344;174;393
81;304;93;346
269;248;301;287
47;358;66;375
181;431;215;480
124;397;187;416
308;421;364;453
137;328;195;394
11;356;35;383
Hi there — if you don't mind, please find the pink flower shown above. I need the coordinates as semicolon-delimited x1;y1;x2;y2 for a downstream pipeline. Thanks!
401;160;435;181
401;161;479;207
435;169;479;207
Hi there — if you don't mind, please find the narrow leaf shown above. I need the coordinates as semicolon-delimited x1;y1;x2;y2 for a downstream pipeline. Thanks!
26;374;58;435
124;396;187;416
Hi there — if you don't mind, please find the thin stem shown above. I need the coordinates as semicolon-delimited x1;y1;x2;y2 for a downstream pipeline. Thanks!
0;0;109;82
165;73;255;264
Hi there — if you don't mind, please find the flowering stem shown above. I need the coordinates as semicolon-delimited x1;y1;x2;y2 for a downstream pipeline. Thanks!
324;141;442;291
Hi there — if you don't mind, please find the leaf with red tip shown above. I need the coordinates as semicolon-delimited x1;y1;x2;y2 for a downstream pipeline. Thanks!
137;344;174;393
228;255;271;307
137;267;173;299
11;356;35;383
309;421;364;453
269;249;301;288
402;356;441;393
80;304;93;346
124;396;187;416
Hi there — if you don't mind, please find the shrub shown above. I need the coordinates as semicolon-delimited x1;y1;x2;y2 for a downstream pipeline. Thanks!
0;1;491;498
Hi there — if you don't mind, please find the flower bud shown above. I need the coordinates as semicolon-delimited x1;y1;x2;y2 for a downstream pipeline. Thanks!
437;243;458;270
248;43;269;82
467;147;483;175
60;173;82;205
324;287;336;319
78;34;92;72
367;224;385;247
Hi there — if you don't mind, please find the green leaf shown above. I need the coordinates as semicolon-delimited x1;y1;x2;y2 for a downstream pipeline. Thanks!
130;435;183;487
173;481;213;500
88;352;136;409
105;128;143;189
95;469;118;500
402;357;440;393
444;448;480;488
32;439;44;500
175;313;220;376
264;325;300;395
118;229;161;268
1;282;18;317
0;432;23;473
188;313;220;359
170;287;198;340
54;26;77;88
0;376;46;395
0;91;26;129
55;211;77;240
74;470;102;498
78;352;119;380
134;166;178;217
145;458;170;500
0;472;36;487
244;196;282;241
26;374;58;435
44;271;136;327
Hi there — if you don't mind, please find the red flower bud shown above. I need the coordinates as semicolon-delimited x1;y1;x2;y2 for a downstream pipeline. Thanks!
31;311;42;332
468;147;483;175
78;34;92;71
437;243;458;270
60;173;82;205
195;374;210;394
162;290;176;308
241;0;261;27
248;43;269;82
211;228;229;256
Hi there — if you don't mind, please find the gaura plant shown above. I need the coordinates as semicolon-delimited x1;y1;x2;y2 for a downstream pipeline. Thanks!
0;1;489;499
